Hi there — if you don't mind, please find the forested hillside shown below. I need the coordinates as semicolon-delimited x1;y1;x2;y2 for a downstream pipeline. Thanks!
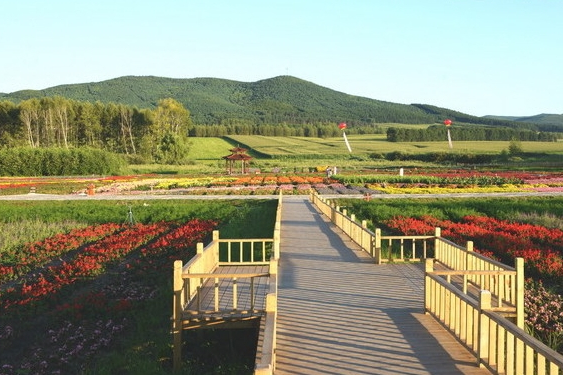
2;75;558;130
484;113;563;131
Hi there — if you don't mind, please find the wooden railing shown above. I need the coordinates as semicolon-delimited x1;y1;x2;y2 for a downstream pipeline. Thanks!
434;233;524;324
218;238;274;265
182;270;270;313
311;192;435;263
426;259;563;374
172;192;282;374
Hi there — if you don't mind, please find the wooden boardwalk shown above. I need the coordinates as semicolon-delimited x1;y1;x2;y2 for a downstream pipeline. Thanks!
275;197;491;375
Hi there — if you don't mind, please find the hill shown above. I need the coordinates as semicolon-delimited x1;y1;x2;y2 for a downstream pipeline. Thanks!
484;113;563;131
0;75;557;131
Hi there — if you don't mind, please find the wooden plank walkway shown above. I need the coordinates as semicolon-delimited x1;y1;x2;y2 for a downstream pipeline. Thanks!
275;197;491;375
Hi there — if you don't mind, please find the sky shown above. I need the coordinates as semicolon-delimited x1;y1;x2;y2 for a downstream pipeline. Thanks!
1;0;562;117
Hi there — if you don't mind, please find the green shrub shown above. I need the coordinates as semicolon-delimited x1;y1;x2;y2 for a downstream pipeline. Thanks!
0;147;127;176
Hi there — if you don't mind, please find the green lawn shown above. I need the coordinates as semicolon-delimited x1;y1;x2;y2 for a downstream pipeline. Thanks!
194;135;563;158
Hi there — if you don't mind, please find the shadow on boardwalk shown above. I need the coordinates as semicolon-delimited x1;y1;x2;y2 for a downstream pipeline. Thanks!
275;198;490;375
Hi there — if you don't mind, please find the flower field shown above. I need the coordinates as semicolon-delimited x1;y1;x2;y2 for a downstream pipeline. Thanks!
334;169;563;194
0;199;277;375
0;219;216;374
2;168;563;197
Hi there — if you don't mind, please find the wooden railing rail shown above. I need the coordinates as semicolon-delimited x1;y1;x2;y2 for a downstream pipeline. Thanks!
311;193;437;263
182;272;269;313
425;259;563;374
218;238;274;265
435;233;523;323
311;192;436;263
376;232;435;263
254;261;278;375
254;191;281;375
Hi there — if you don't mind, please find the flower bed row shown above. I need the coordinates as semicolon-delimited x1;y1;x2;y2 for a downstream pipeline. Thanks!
2;170;563;196
0;223;122;283
0;222;170;311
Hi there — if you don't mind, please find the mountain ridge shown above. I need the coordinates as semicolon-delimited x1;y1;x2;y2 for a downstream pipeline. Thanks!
1;75;561;129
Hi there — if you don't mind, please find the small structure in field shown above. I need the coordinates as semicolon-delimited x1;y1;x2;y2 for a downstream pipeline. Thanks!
222;146;252;174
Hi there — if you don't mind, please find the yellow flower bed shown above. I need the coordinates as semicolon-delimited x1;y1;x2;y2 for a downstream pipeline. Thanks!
153;177;236;189
371;184;527;194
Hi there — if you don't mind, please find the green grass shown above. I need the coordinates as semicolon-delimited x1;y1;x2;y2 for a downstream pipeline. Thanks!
224;135;563;156
123;136;563;174
187;137;237;160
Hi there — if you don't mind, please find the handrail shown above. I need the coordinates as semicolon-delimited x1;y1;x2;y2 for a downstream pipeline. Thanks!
310;192;436;263
182;272;270;313
425;261;563;374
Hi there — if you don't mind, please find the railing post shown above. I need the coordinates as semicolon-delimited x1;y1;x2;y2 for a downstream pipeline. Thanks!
265;292;277;312
478;290;492;368
172;260;184;372
212;230;219;241
515;257;525;329
269;258;278;275
374;228;381;264
424;258;434;314
197;242;203;255
361;220;368;251
273;233;280;259
434;227;441;261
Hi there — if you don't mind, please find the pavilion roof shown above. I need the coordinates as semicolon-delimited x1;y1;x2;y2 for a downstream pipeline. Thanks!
222;153;252;160
229;146;248;153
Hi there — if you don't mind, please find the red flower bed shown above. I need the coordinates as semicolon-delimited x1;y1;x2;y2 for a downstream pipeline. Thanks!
0;222;169;310
138;218;218;270
385;215;563;280
0;223;122;283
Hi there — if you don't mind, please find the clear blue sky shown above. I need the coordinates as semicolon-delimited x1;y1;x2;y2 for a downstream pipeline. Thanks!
1;0;561;117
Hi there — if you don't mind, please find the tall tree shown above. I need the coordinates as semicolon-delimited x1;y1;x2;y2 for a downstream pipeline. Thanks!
144;98;191;163
118;104;137;154
19;98;41;147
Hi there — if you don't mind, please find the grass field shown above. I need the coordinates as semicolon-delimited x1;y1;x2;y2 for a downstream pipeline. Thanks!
130;136;562;174
208;135;563;157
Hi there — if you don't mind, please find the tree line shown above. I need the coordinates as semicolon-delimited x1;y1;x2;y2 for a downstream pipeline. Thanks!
386;125;557;142
0;97;385;161
188;122;384;137
0;97;192;164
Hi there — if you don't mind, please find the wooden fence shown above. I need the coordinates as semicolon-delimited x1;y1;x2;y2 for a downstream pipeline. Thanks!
426;259;563;374
311;192;435;263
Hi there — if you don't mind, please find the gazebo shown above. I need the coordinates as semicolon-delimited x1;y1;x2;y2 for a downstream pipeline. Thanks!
222;146;252;174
